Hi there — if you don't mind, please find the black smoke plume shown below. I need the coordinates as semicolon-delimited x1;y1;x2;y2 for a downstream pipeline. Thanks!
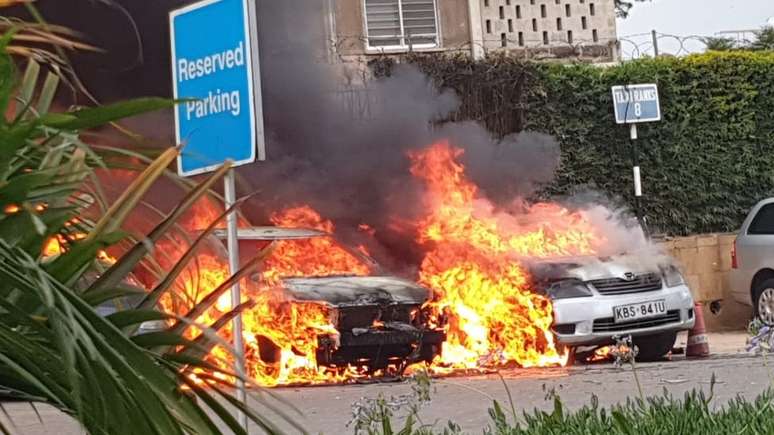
19;0;562;269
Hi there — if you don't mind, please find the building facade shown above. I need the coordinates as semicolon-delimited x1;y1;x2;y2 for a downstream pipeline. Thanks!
476;0;618;58
329;0;619;61
333;0;472;57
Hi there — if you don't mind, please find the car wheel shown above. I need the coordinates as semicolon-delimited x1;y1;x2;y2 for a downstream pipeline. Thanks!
754;279;774;325
632;331;677;362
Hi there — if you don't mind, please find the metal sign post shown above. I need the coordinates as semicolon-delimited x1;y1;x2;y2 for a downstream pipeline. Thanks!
611;84;661;236
170;0;266;430
223;168;246;427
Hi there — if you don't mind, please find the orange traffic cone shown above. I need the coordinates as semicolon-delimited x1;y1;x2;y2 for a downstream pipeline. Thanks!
686;303;710;358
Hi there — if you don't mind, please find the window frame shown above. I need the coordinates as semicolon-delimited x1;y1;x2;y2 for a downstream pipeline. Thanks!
748;203;774;235
363;0;441;52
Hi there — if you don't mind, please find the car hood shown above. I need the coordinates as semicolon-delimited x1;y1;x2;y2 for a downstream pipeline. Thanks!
526;253;672;282
280;275;433;307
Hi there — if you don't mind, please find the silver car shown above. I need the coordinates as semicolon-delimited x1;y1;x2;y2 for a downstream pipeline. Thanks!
730;198;774;324
528;255;696;361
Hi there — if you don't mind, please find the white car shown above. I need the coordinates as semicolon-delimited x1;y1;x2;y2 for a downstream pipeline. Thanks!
528;255;696;361
730;198;774;324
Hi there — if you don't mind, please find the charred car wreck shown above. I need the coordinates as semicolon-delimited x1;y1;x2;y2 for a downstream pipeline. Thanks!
283;276;445;373
218;227;446;374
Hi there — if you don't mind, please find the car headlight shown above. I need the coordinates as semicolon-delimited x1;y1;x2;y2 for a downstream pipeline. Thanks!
546;279;593;299
664;266;685;287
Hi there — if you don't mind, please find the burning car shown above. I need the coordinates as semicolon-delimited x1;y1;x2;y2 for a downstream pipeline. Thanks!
213;227;446;377
529;255;696;361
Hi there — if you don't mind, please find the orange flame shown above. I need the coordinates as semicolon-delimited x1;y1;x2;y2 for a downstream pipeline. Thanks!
263;206;371;284
590;346;612;362
157;204;369;386
409;141;603;369
153;141;607;386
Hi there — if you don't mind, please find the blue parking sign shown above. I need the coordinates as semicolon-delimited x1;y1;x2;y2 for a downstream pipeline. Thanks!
170;0;264;176
611;84;661;124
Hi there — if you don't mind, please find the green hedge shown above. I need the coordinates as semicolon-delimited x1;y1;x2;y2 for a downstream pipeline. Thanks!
398;51;774;236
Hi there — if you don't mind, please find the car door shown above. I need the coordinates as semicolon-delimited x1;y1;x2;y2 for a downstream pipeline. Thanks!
734;201;774;303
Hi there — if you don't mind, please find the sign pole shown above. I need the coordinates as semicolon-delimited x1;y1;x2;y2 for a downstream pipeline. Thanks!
171;1;265;429
224;168;248;430
629;123;647;237
612;83;659;239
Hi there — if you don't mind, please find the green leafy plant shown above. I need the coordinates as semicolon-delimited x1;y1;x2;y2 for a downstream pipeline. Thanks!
703;36;737;52
375;50;774;236
750;27;774;52
358;368;773;434
349;371;461;435
0;40;301;435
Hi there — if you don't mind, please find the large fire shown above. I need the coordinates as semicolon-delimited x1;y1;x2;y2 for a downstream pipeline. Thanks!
159;204;370;386
152;141;605;386
409;141;602;369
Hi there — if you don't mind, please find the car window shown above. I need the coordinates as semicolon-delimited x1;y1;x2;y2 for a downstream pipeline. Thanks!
749;204;774;234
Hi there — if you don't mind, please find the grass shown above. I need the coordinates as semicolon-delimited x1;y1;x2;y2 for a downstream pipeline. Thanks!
485;388;774;435
353;372;774;435
354;333;774;435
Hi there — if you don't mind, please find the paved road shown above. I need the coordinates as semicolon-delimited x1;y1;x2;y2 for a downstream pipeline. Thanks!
2;331;768;435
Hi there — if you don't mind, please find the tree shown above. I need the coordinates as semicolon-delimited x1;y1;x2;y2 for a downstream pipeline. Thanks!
703;36;736;52
614;0;651;18
750;26;774;51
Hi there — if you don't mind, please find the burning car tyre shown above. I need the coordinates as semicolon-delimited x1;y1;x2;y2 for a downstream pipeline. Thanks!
754;279;774;326
632;331;677;362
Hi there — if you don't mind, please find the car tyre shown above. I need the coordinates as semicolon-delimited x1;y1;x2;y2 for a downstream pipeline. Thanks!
754;278;774;325
632;331;677;362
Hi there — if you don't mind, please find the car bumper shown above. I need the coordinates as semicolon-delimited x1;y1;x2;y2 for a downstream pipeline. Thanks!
551;284;696;346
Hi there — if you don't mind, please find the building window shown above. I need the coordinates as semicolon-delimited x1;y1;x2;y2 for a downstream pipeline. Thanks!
556;17;562;30
501;33;507;47
530;0;535;5
484;0;489;6
540;4;547;17
565;4;571;16
590;2;595;15
592;28;598;42
580;0;584;3
499;5;505;19
518;31;524;46
486;19;492;33
555;0;560;3
581;16;587;29
516;5;522;18
532;18;538;31
506;0;511;5
567;30;573;43
542;31;549;45
508;19;514;32
364;0;439;49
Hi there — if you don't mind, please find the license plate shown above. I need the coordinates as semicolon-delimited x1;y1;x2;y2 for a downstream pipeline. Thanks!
613;300;666;323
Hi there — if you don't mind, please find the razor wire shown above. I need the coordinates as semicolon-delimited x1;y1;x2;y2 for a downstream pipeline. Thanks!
330;30;752;65
325;31;751;121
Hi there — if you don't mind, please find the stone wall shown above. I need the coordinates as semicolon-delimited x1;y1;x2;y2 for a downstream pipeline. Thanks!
657;233;750;331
